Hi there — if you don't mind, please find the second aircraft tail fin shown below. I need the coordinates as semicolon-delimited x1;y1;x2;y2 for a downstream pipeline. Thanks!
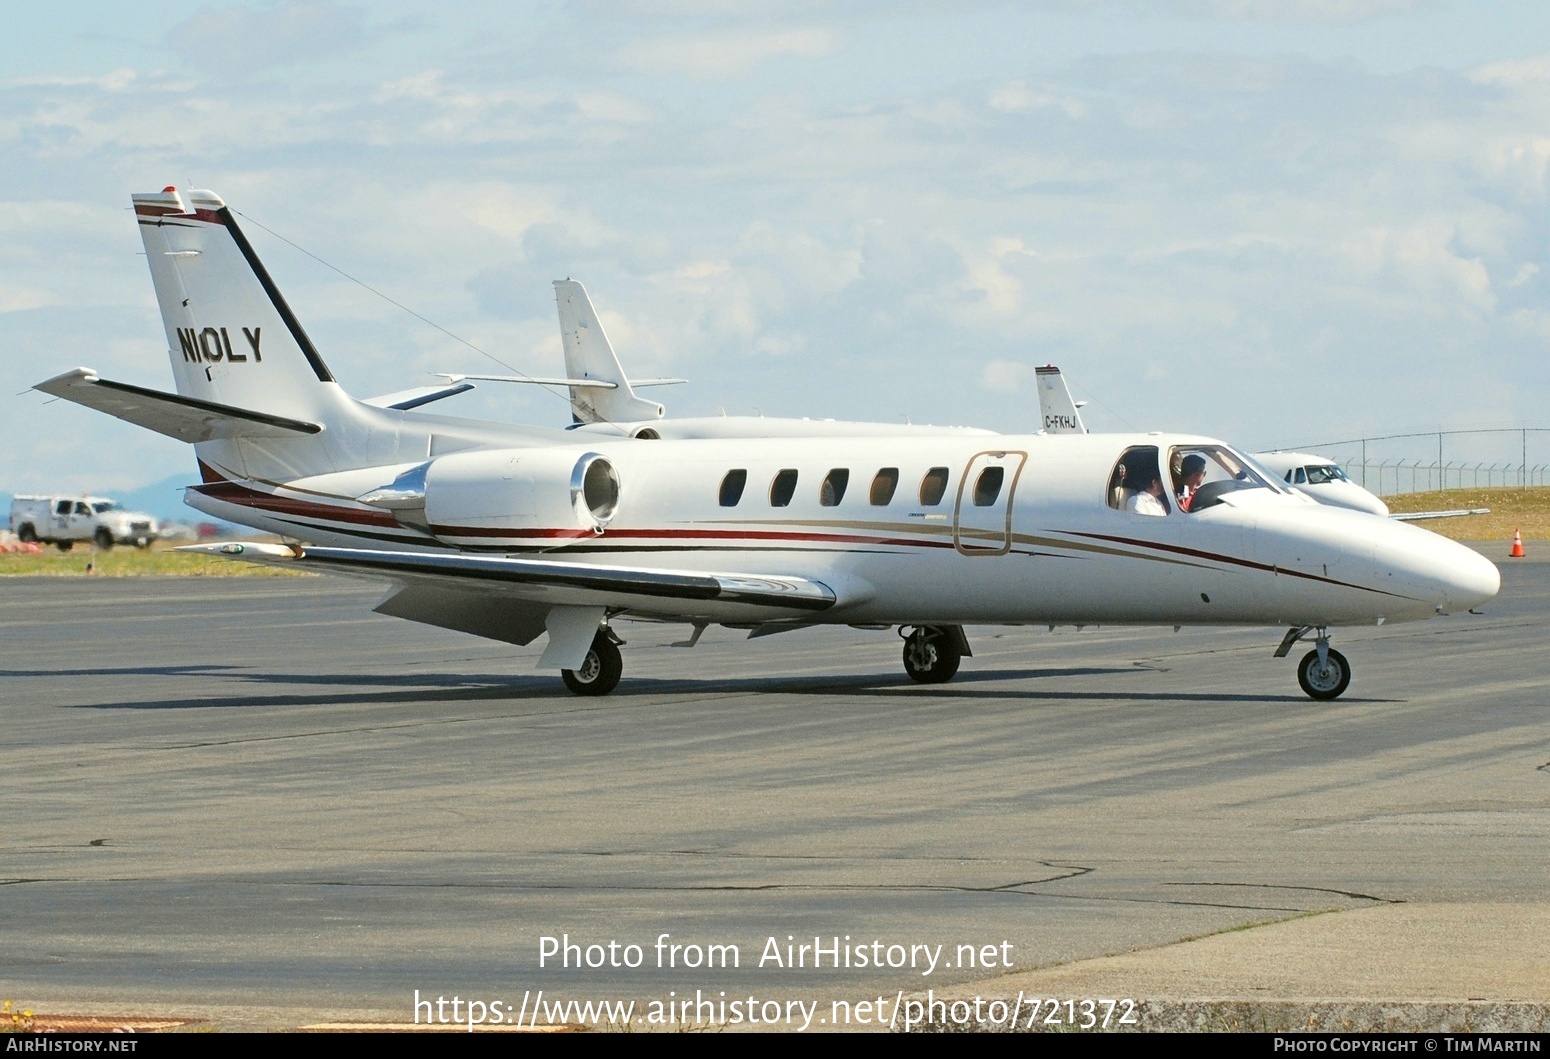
1034;365;1088;434
553;280;666;425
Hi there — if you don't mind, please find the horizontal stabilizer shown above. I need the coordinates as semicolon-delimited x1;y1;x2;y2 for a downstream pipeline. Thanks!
434;373;686;389
434;372;616;389
34;369;322;442
361;382;475;410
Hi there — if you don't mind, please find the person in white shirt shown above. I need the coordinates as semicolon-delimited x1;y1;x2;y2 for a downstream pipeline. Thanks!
1125;469;1169;517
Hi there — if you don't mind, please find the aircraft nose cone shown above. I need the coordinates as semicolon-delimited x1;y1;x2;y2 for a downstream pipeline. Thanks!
1441;542;1500;612
1370;525;1500;617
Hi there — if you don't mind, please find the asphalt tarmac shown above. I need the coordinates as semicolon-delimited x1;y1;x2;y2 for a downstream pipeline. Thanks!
2;544;1546;1031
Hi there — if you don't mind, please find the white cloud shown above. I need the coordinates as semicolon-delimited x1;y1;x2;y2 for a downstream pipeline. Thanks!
166;1;374;77
979;359;1035;393
0;287;54;313
615;27;845;80
1470;50;1550;86
1040;0;1438;22
988;81;1088;119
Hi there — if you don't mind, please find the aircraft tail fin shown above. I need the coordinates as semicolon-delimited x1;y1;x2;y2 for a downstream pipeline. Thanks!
133;188;348;423
1034;365;1088;434
553;279;665;424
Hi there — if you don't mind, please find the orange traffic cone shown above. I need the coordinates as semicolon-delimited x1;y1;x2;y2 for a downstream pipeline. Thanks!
1510;529;1525;558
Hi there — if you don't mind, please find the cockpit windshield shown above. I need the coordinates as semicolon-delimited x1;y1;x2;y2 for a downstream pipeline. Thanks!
1304;464;1349;485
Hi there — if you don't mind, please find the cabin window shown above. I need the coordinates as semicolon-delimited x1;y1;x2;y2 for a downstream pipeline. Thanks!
820;469;849;507
56;500;71;515
919;467;949;506
972;467;1005;507
719;469;747;507
870;468;899;506
770;469;798;507
75;502;92;516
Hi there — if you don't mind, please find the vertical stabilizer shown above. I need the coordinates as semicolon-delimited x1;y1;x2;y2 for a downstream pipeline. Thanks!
1034;365;1088;434
133;188;343;419
553;280;665;424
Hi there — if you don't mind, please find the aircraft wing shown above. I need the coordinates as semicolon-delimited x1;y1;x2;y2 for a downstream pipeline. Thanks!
1391;508;1490;522
181;543;845;661
35;369;322;441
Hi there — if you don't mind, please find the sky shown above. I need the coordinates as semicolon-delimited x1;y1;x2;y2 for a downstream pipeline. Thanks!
6;0;1550;503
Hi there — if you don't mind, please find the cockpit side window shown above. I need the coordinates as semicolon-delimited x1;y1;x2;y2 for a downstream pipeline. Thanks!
1171;444;1286;512
1108;446;1168;516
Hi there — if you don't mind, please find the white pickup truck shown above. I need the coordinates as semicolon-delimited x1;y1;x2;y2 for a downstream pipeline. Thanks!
9;495;160;551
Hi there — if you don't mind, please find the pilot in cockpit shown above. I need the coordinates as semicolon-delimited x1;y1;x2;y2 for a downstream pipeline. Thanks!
1176;453;1207;512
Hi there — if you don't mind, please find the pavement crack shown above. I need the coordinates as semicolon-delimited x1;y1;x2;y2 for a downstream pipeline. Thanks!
1163;882;1402;904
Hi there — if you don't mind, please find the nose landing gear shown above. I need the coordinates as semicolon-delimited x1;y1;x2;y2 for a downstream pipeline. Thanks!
1276;625;1351;700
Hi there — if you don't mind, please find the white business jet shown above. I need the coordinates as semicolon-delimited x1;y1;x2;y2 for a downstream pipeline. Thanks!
1034;367;1488;522
34;188;1499;700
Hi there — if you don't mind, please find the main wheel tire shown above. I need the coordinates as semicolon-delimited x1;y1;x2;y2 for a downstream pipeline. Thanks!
17;524;36;544
95;528;114;550
57;540;74;552
902;627;962;684
562;634;623;696
1297;648;1351;700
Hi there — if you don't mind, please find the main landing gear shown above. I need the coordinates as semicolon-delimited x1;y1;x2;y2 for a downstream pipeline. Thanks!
1276;626;1351;700
900;625;970;684
561;630;623;696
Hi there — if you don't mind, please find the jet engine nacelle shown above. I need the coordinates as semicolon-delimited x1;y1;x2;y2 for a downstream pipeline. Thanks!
419;447;621;546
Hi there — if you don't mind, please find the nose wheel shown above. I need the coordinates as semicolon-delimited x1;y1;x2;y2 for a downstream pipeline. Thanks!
1277;626;1351;700
1297;647;1350;700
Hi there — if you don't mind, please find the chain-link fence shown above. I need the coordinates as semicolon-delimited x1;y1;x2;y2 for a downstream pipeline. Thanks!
1264;428;1550;497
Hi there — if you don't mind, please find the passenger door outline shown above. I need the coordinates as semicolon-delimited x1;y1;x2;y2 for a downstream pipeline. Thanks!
953;450;1027;556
